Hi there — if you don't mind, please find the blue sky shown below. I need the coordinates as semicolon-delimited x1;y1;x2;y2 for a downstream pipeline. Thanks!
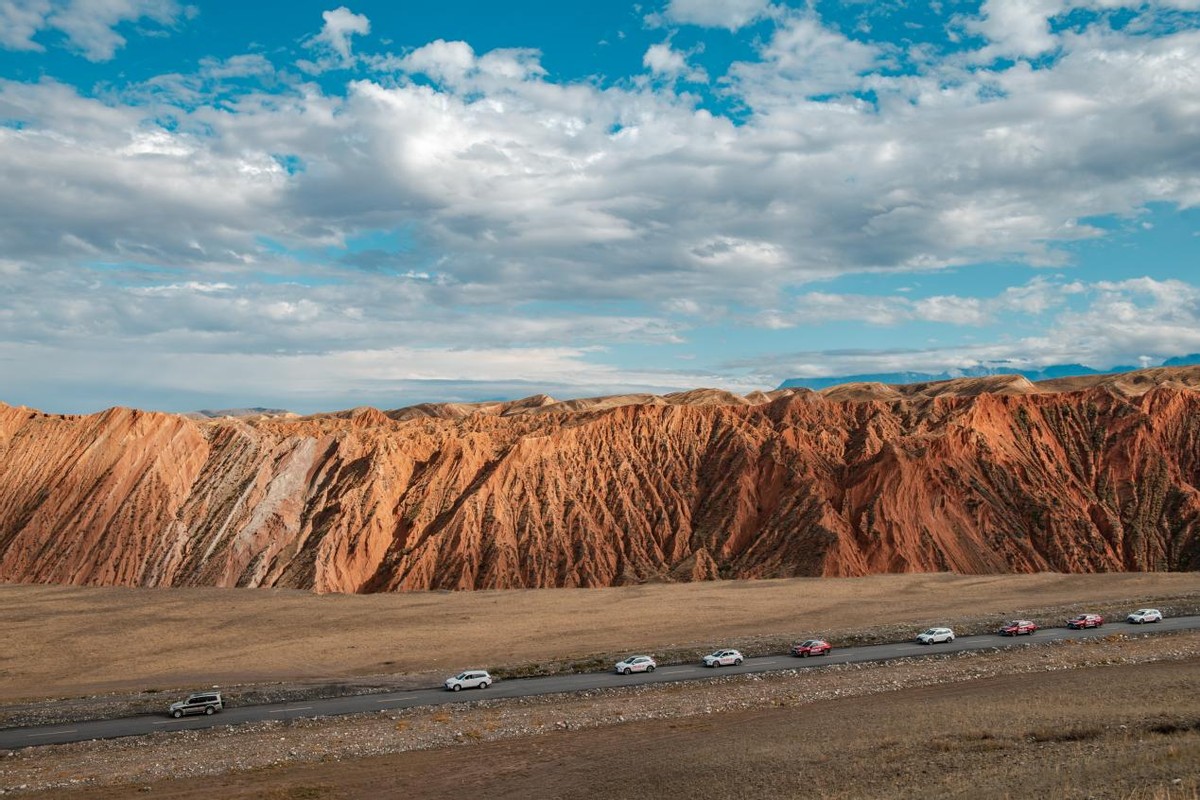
1;0;1199;414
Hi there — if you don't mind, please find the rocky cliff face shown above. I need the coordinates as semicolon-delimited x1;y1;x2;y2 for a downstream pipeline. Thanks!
2;369;1199;592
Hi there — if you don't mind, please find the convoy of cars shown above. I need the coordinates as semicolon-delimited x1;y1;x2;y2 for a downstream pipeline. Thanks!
165;608;1173;716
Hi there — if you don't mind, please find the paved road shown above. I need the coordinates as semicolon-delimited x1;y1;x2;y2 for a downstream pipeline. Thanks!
4;616;1197;750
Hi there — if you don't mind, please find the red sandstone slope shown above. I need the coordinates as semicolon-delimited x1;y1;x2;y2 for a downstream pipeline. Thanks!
1;368;1199;592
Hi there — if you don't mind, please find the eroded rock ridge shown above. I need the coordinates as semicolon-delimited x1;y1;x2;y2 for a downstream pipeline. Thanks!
2;369;1199;591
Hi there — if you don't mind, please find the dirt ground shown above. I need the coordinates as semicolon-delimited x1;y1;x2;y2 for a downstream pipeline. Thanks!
3;572;1199;703
11;634;1200;799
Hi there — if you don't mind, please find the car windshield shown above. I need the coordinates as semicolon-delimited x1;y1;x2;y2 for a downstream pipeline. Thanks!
802;641;816;646
923;629;938;635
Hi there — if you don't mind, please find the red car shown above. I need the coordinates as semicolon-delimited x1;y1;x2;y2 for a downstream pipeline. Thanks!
1067;613;1104;629
999;620;1038;636
791;639;832;657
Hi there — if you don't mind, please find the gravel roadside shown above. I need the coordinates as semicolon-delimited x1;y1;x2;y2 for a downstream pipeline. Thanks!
3;630;1198;796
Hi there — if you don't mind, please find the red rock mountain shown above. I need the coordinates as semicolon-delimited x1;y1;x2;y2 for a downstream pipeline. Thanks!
2;367;1199;592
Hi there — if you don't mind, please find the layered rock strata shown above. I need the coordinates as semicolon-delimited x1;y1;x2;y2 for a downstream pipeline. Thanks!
1;369;1198;591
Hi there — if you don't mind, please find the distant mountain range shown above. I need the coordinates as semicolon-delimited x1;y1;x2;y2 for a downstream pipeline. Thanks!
778;354;1200;391
185;407;294;419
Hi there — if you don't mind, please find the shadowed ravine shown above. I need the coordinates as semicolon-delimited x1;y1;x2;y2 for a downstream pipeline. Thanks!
2;368;1199;592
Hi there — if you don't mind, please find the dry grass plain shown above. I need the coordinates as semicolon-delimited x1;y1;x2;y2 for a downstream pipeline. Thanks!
27;655;1200;799
3;571;1199;702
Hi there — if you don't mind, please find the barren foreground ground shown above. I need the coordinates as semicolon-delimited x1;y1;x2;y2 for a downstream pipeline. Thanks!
4;572;1200;703
7;633;1200;798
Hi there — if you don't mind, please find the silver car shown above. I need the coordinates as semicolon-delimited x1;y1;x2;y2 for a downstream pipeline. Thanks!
916;627;955;644
702;649;744;667
1127;609;1163;624
614;655;657;674
445;670;492;691
168;692;223;718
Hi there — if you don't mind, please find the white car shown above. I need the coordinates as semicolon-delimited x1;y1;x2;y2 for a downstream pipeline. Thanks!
1127;608;1164;624
614;655;657;675
702;649;744;667
444;670;492;691
916;627;955;645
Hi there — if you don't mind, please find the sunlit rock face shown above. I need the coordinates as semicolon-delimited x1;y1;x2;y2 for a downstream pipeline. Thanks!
2;368;1199;592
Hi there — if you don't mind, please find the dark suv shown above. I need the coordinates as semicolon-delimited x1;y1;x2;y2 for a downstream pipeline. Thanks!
168;692;223;718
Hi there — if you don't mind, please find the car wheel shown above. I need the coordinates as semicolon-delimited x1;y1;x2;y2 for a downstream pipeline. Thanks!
802;652;809;657
172;709;182;719
623;667;632;675
734;658;743;665
452;684;461;691
204;706;215;715
647;665;655;672
479;682;489;689
948;637;954;643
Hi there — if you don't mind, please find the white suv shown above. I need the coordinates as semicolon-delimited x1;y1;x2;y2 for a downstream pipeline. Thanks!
1127;609;1164;624
916;627;955;645
702;649;744;667
444;670;492;691
614;655;657;674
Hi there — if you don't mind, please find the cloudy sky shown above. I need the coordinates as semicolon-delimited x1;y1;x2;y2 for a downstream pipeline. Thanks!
1;0;1198;414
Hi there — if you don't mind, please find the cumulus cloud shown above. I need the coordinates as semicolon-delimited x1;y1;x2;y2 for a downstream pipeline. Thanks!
729;13;883;102
309;5;370;65
662;0;772;30
0;0;52;51
3;5;1200;409
741;277;1200;384
966;0;1065;60
643;40;707;82
60;0;188;61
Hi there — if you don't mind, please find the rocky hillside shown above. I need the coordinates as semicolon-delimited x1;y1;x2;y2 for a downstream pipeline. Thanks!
2;368;1199;592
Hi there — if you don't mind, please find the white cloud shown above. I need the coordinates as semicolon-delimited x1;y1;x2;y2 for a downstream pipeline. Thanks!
643;41;707;82
0;0;188;60
663;0;772;30
401;39;476;84
763;277;1086;330
3;14;1198;306
746;276;1200;383
0;0;52;52
967;0;1065;60
729;13;882;102
310;5;370;64
643;42;687;76
51;0;188;61
3;7;1200;409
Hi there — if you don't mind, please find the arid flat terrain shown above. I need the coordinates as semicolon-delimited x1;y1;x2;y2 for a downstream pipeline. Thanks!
10;631;1200;799
3;572;1199;703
